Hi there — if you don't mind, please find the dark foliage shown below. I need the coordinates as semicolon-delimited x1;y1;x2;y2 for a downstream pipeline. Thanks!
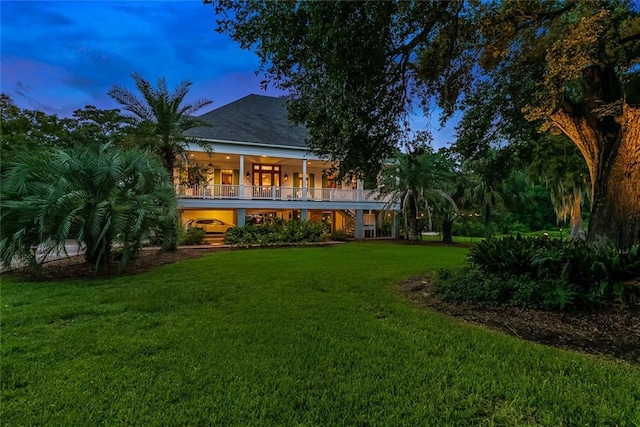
328;229;350;242
179;228;206;246
1;143;177;274
434;236;640;310
223;219;326;246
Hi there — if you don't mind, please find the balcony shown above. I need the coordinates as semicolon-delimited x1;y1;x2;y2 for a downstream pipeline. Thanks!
177;184;390;204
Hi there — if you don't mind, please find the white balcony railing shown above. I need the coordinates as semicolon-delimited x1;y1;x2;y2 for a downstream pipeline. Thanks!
177;184;390;203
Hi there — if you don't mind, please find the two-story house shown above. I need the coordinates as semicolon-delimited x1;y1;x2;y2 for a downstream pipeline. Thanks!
176;94;399;239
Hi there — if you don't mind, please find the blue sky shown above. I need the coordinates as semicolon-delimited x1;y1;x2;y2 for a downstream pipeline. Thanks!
1;1;286;114
1;0;456;147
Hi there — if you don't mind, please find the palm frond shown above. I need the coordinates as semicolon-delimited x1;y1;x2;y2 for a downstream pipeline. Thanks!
107;85;155;121
1;142;177;273
179;98;213;117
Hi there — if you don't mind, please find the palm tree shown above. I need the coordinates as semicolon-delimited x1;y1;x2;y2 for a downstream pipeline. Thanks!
379;147;456;241
461;149;529;237
1;143;177;274
108;73;213;174
380;150;423;240
429;181;460;243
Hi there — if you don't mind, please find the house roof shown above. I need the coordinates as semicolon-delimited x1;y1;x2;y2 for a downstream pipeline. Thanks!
184;94;308;148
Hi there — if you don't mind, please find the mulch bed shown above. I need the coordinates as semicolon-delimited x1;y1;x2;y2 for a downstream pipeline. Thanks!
6;245;639;364
396;273;640;364
7;247;223;281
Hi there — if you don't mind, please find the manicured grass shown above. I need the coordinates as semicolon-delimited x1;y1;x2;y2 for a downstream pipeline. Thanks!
421;234;482;244
422;230;566;244
2;242;639;425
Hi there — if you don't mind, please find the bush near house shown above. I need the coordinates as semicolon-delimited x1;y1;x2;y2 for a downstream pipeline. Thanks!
223;219;326;246
433;235;640;310
328;229;350;241
179;227;206;245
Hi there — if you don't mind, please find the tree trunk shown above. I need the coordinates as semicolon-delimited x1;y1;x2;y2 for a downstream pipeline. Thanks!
160;144;176;177
484;204;492;238
568;194;585;241
84;237;112;271
159;144;178;251
587;108;640;249
551;102;640;249
442;218;453;243
404;190;420;240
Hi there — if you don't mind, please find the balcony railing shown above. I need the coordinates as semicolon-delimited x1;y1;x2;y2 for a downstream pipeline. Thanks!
177;184;390;203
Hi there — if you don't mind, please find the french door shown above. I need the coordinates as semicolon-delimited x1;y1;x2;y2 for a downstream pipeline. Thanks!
252;164;281;187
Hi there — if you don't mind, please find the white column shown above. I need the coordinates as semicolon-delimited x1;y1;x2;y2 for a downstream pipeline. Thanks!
302;159;308;200
357;179;363;201
237;208;246;227
355;209;364;239
239;155;245;199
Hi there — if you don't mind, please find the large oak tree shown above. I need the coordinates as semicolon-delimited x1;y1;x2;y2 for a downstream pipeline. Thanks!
210;0;640;248
459;1;640;248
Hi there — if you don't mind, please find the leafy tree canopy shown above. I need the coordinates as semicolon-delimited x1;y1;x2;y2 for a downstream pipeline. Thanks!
211;0;640;247
1;94;129;159
211;0;460;177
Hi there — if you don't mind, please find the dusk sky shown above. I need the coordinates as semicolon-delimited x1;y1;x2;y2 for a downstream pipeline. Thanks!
1;0;456;147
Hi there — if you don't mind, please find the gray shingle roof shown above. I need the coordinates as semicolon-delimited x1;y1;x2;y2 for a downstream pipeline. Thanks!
184;94;308;148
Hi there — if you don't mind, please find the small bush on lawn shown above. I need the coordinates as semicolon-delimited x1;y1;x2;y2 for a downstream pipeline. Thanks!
223;219;326;246
329;229;350;241
433;268;580;310
180;228;206;245
433;236;640;310
433;268;516;305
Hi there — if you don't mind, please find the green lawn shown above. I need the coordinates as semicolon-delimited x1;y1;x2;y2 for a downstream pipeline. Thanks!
2;242;639;425
421;233;482;244
421;230;565;244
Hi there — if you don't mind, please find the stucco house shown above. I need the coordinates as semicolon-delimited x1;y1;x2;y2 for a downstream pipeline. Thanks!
177;94;399;238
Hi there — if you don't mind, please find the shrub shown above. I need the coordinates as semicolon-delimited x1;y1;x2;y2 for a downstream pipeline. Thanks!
180;227;206;245
0;143;177;273
434;236;640;310
433;268;508;305
433;267;585;310
329;229;350;241
507;221;531;235
223;220;326;246
452;219;485;237
433;268;545;307
468;235;561;276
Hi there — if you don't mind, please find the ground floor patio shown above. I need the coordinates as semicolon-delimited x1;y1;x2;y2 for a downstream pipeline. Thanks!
180;208;399;239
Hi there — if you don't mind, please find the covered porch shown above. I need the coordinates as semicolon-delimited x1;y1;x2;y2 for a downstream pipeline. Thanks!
176;149;375;202
179;207;399;240
176;183;386;203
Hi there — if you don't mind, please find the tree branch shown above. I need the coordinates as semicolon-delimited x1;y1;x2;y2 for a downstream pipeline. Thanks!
620;32;640;44
549;109;600;199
